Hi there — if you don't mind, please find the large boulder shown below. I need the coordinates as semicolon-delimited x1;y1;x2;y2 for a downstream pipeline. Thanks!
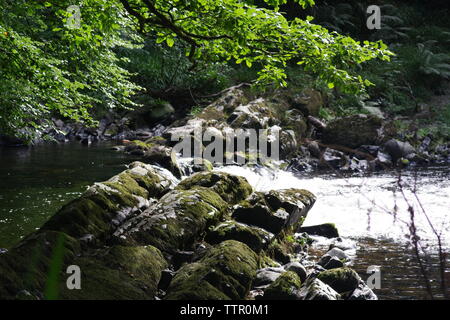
40;162;175;243
59;245;167;300
291;88;324;117
317;267;361;294
232;189;316;234
383;139;415;162
165;240;259;300
322;114;383;149
176;171;253;204
0;231;80;299
205;220;273;253
298;278;341;300
113;187;228;253
227;98;278;129
261;271;302;300
298;223;339;238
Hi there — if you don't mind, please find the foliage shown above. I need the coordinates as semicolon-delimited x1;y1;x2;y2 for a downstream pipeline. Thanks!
0;0;140;140
118;0;392;92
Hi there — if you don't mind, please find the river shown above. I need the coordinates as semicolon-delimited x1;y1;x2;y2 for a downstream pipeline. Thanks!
0;142;449;299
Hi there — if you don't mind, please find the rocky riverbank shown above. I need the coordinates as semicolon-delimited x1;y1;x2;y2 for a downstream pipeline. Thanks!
0;161;376;300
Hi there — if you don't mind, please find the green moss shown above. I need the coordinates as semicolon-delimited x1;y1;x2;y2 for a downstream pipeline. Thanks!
165;240;259;300
59;245;167;300
176;172;252;204
205;221;272;253
115;187;228;253
0;231;80;299
262;271;302;300
317;267;361;294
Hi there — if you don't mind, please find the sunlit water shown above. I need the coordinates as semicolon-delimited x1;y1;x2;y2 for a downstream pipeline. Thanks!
0;142;449;299
0;142;139;248
217;165;450;299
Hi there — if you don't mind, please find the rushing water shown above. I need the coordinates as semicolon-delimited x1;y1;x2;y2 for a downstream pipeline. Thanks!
218;165;450;299
0;143;449;299
0;142;139;248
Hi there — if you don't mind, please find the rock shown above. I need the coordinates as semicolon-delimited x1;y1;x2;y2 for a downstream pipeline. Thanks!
291;89;324;117
260;271;302;300
205;221;273;253
298;278;341;300
284;262;307;283
317;267;361;294
165;240;259;300
0;231;80;299
0;248;7;254
176;171;253;204
284;109;308;140
318;247;349;268
227;98;278;129
321;256;344;270
319;148;346;169
150;101;175;120
144;145;182;178
254;267;285;287
348;282;378;300
322;114;383;148
232;189;316;234
60;245;167;299
158;269;176;291
298;223;339;238
356;145;380;159
177;157;213;177
40;162;175;242
113;187;228;253
307;116;327;130
200;88;248;118
383;139;416;162
307;140;321;158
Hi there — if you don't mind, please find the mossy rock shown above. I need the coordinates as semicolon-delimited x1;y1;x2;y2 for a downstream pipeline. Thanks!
144;145;182;178
298;278;341;300
205;220;273;253
227;98;279;129
113;187;228;253
176;171;252;204
0;231;80;299
41;162;174;242
165;240;259;300
317;267;361;294
261;271;302;300
59;245;167;300
322;114;383;149
232;189;316;234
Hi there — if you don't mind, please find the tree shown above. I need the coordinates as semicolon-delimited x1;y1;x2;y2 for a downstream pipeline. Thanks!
0;0;140;141
118;0;393;89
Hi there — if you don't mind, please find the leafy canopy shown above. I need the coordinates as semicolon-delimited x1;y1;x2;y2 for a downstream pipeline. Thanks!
118;0;393;89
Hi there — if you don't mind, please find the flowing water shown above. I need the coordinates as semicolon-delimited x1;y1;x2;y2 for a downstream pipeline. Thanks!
0;143;449;299
218;165;450;299
0;142;139;248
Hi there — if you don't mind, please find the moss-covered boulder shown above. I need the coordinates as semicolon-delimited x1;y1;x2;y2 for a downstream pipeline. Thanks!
227;98;279;129
205;221;273;253
232;189;316;234
298;278;341;300
113;187;228;253
176;171;252;204
144;145;182;178
261;271;302;300
317;267;361;294
298;223;339;238
322;114;383;149
0;231;80;299
40;162;175;243
59;245;167;300
165;240;259;300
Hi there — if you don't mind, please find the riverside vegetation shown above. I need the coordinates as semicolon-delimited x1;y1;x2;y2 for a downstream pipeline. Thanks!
0;0;449;300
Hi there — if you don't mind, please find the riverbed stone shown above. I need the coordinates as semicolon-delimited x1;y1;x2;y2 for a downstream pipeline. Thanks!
60;245;167;299
113;187;228;253
261;271;302;300
317;267;361;294
165;240;259;300
176;171;253;204
232;189;316;234
284;262;307;283
298;278;341;300
40;162;175;242
254;267;285;287
205;221;273;253
322;114;383;148
0;231;80;299
298;223;339;238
